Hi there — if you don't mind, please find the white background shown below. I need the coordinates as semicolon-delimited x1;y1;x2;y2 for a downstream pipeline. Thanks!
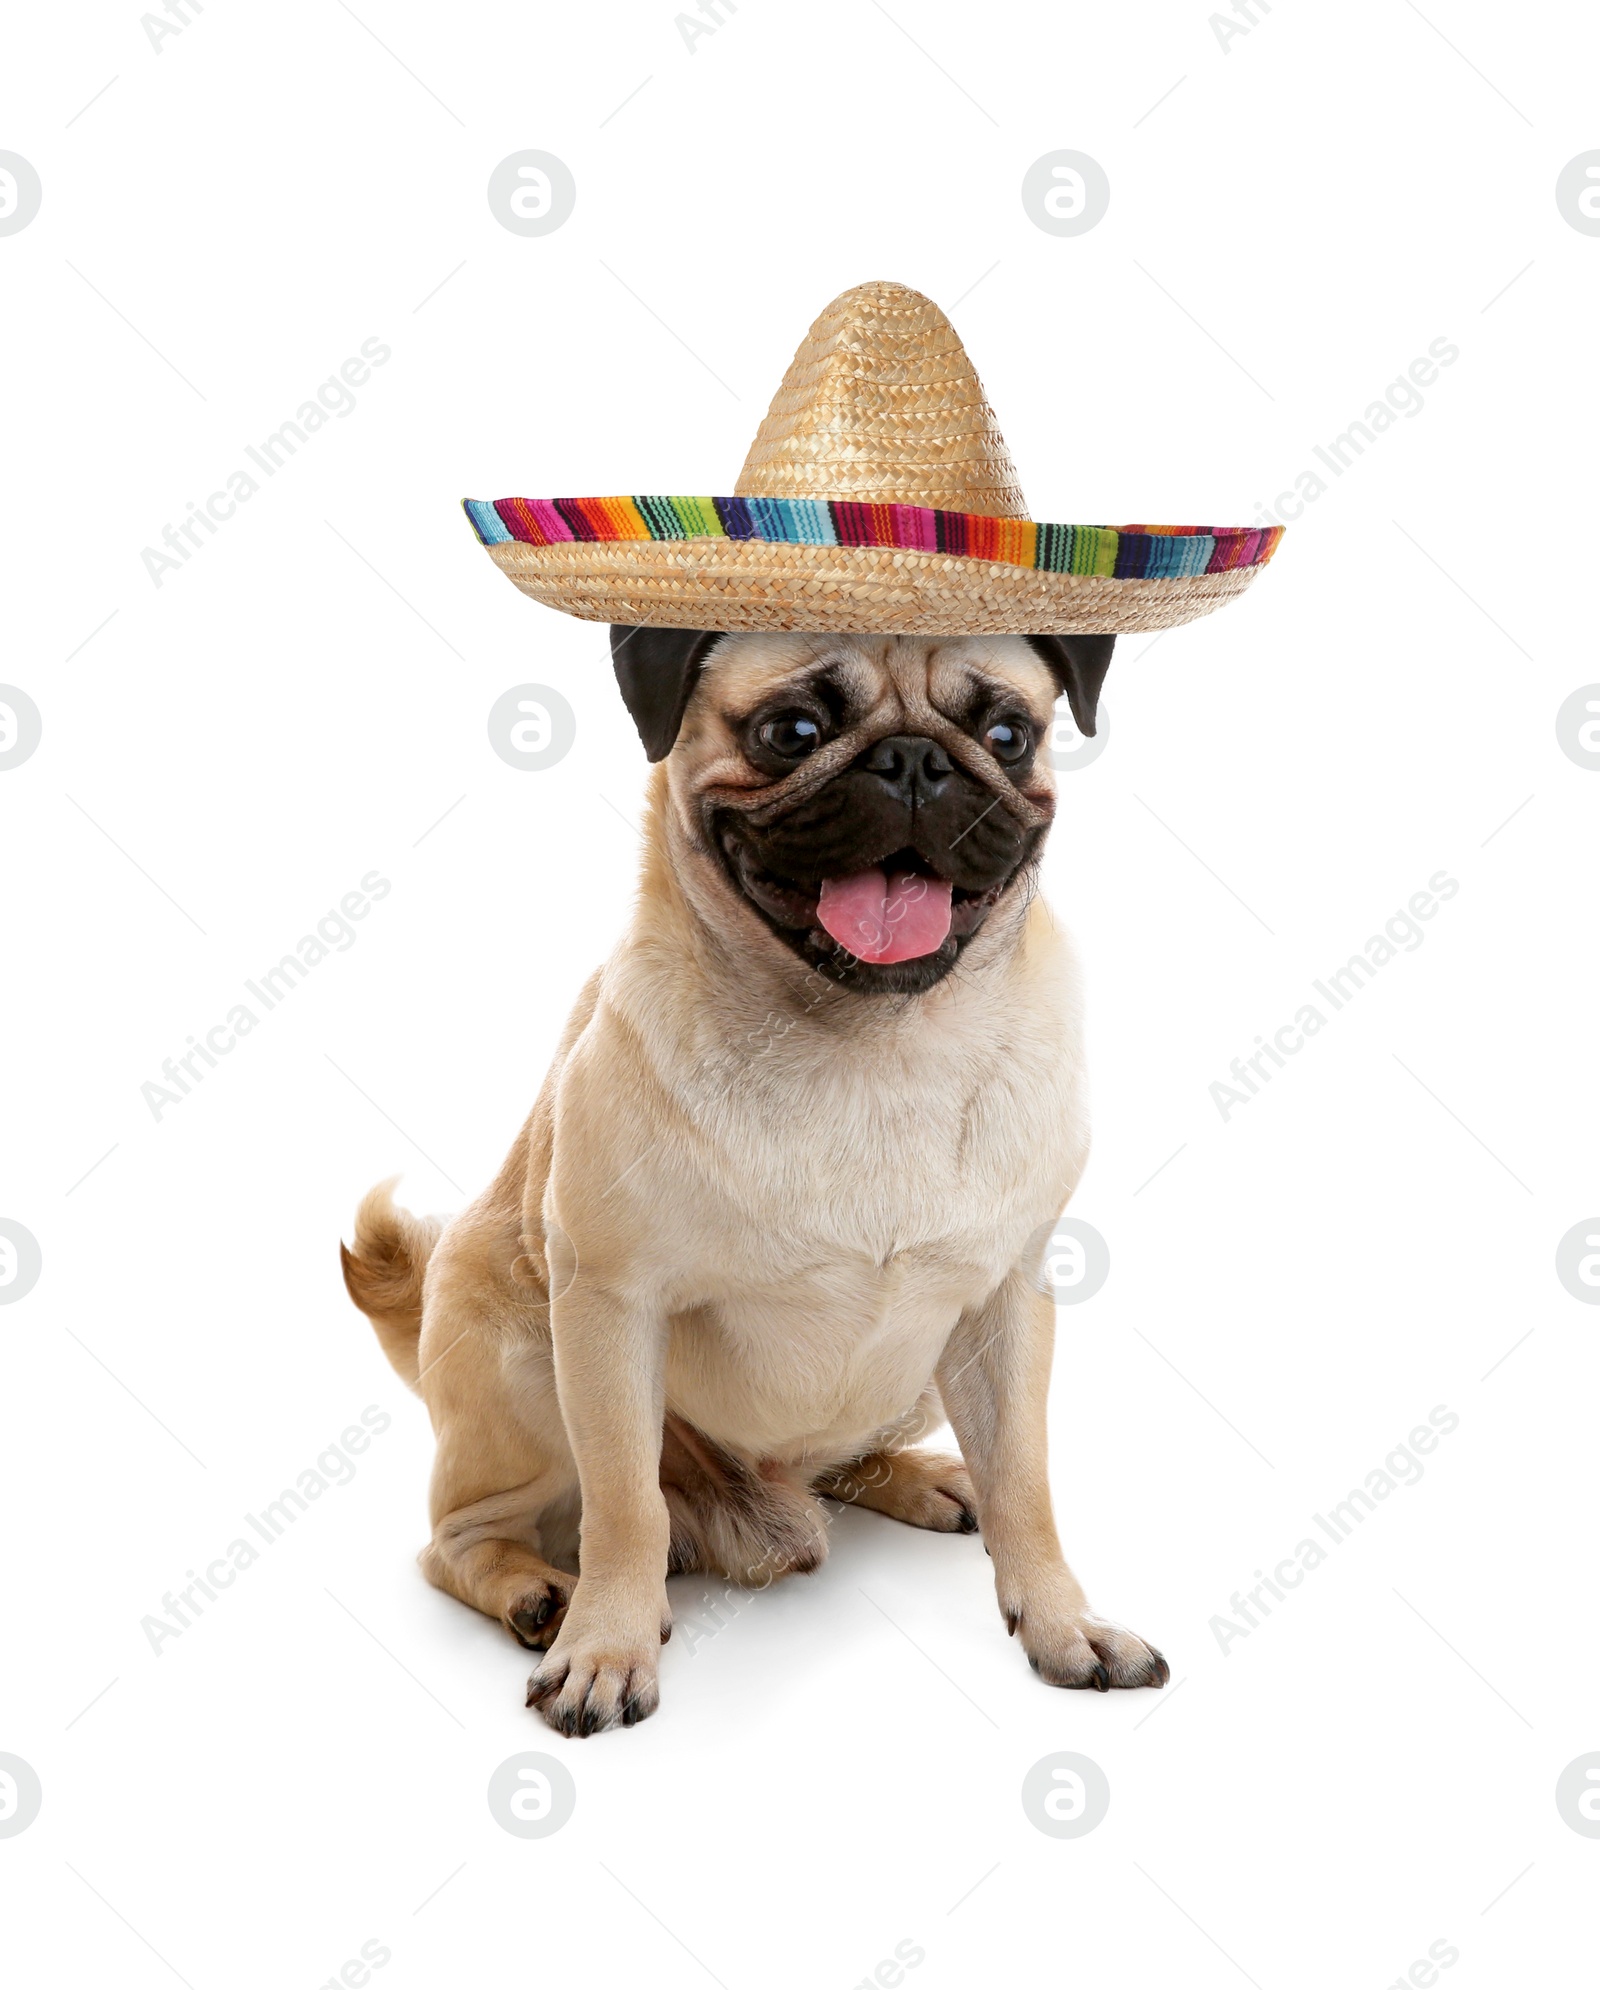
3;2;1597;1984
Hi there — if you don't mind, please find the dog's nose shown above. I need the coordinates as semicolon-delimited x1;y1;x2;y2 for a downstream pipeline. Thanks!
860;734;954;805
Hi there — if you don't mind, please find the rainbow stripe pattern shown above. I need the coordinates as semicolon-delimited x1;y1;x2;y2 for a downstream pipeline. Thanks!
463;496;1283;580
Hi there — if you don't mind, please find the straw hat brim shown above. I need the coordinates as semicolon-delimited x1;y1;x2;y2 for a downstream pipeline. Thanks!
481;536;1265;635
465;497;1281;637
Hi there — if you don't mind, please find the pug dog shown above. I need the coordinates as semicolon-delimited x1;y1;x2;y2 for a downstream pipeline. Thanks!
342;625;1168;1735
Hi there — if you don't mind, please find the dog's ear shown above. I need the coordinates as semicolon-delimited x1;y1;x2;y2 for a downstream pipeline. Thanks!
610;625;724;761
1022;634;1117;739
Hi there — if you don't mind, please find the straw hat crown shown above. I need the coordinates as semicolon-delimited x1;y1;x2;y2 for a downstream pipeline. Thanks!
463;275;1284;637
734;280;1029;519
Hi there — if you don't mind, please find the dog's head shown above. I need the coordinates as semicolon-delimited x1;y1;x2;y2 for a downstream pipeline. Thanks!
612;627;1114;995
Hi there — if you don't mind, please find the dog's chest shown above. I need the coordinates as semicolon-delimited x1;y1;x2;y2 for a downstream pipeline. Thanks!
586;923;1089;1451
653;1023;1082;1453
680;998;1085;1302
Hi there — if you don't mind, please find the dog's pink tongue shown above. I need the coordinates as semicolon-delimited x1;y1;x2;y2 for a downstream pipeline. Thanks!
817;869;953;963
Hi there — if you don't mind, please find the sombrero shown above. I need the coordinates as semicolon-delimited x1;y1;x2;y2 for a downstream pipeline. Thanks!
462;279;1281;639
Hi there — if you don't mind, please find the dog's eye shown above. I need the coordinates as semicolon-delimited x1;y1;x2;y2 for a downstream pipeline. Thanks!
757;712;825;759
984;719;1031;763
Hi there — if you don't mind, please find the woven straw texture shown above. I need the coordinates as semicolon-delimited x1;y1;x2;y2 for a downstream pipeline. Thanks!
466;278;1282;635
485;537;1262;635
735;280;1028;517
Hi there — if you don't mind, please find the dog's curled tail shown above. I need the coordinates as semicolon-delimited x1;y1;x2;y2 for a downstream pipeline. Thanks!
340;1177;443;1393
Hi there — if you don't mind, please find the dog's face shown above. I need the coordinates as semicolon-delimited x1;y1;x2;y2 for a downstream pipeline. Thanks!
657;634;1069;994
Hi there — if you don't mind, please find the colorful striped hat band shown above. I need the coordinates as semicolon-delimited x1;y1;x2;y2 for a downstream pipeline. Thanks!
463;280;1282;639
466;494;1279;583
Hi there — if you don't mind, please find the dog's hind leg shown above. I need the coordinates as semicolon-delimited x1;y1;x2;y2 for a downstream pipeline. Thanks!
416;1275;581;1651
811;1388;977;1533
422;1453;580;1652
814;1446;978;1534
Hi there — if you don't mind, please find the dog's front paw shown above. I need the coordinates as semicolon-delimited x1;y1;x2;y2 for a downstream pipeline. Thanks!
1004;1590;1168;1691
525;1594;672;1736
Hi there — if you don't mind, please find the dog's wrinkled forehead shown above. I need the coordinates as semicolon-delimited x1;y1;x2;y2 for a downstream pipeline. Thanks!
611;625;1115;762
693;632;1059;744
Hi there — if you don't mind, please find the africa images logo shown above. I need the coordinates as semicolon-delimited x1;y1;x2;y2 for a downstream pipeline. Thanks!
139;339;391;587
1210;870;1459;1120
141;870;390;1120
